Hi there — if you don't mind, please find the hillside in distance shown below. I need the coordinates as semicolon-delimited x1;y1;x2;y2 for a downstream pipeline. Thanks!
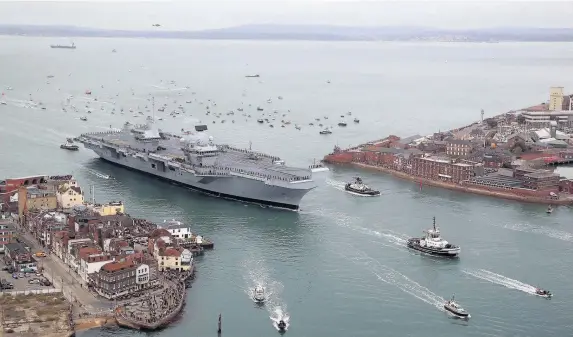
1;24;573;42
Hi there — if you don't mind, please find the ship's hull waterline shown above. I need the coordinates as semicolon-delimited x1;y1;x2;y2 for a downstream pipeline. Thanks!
86;143;313;210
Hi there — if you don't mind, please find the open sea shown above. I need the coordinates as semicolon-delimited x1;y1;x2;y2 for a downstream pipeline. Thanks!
1;36;573;337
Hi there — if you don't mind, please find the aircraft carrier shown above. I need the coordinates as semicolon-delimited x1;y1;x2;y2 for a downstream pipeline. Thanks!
79;122;316;210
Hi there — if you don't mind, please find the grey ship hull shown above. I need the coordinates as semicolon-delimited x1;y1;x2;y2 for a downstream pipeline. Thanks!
86;144;312;210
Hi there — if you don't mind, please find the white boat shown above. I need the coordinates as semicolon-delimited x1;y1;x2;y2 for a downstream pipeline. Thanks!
546;206;553;214
80;116;88;121
0;100;7;105
443;295;470;319
253;285;265;303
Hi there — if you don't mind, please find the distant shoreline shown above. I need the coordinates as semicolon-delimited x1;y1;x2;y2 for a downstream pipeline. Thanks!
1;24;573;42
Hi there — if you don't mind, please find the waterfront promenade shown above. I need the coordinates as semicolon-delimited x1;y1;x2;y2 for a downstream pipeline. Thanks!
352;162;573;205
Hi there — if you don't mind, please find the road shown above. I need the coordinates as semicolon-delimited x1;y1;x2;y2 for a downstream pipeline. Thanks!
17;228;113;312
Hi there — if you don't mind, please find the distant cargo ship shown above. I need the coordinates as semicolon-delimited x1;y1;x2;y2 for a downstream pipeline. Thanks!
50;42;76;49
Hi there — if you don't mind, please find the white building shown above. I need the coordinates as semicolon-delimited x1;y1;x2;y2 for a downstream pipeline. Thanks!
78;252;114;285
136;263;150;288
164;220;194;239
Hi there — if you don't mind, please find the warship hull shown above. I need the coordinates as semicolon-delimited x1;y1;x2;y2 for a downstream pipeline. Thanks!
86;144;311;210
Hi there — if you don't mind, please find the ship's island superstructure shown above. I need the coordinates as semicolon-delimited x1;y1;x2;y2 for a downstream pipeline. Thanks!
79;123;316;209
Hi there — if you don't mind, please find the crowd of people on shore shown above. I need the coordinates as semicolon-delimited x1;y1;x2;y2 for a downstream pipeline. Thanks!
118;278;186;328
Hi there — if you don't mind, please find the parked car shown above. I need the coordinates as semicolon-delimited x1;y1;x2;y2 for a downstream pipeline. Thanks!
28;279;40;284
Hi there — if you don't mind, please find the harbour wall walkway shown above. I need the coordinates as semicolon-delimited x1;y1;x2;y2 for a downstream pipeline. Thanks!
351;162;573;205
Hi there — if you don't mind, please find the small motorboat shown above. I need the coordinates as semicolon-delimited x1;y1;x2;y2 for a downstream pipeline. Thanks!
80;116;88;121
257;107;264;111
60;141;79;151
257;119;264;123
319;128;332;135
444;295;470;319
345;177;380;196
276;319;287;332
354;118;360;123
338;122;347;127
535;288;552;298
253;286;265;303
546;206;553;214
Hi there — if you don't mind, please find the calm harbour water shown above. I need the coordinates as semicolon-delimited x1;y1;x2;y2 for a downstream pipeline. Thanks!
1;37;573;337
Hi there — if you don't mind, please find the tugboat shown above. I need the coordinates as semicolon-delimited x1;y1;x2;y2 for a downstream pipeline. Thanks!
60;140;79;151
253;285;266;303
444;295;470;319
407;217;460;257
344;177;380;196
535;288;552;298
546;205;553;214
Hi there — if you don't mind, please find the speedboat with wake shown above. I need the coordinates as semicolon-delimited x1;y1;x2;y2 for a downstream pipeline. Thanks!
275;319;287;332
535;288;552;298
253;285;266;303
407;217;460;257
444;295;470;319
344;177;380;196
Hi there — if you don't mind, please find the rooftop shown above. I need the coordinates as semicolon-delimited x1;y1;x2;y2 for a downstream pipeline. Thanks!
101;260;134;272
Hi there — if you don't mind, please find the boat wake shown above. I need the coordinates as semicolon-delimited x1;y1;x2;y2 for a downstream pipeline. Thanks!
333;244;445;311
500;223;573;242
307;208;409;249
463;269;538;295
270;306;290;332
86;168;112;180
242;258;281;304
241;257;291;331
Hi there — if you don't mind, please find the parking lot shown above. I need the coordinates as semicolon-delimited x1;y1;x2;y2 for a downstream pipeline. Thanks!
0;260;52;292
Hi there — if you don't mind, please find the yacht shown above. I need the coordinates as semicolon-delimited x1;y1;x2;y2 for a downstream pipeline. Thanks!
407;217;460;257
444;295;470;319
344;177;380;196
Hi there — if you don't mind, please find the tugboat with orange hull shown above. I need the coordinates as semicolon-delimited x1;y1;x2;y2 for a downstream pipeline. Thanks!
407;217;460;257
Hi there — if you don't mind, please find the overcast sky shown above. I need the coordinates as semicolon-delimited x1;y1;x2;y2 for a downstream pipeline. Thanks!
0;1;571;30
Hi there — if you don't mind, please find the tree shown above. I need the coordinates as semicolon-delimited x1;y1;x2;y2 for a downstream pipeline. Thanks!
485;118;498;129
517;115;526;125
